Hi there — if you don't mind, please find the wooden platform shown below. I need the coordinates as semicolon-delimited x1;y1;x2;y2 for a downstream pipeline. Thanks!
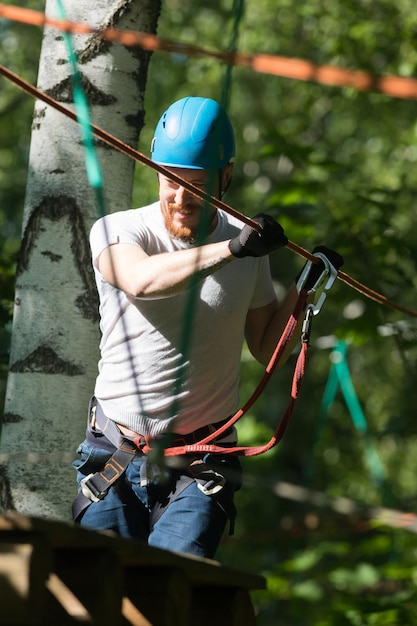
0;511;266;625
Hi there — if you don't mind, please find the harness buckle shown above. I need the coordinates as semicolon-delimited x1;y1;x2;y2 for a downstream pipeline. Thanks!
196;471;226;495
80;473;105;503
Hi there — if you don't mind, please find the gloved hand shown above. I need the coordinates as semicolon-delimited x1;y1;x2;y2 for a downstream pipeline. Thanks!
229;213;288;258
296;245;344;293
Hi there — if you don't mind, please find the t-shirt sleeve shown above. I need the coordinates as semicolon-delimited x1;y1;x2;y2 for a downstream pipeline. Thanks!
89;211;145;269
249;256;277;309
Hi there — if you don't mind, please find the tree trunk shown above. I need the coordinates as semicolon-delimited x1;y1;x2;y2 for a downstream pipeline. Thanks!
1;0;161;519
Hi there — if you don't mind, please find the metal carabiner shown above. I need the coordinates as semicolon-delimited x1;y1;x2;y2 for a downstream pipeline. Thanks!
301;304;315;343
298;251;339;315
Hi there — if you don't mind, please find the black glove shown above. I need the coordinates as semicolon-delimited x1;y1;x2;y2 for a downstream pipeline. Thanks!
229;213;288;258
296;245;344;293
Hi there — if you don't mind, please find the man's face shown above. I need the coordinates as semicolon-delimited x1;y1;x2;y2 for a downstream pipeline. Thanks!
158;168;219;241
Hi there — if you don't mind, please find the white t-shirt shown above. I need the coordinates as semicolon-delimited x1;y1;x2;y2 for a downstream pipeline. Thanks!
90;202;276;436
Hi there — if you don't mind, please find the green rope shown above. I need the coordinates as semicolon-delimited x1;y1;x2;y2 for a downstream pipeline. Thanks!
53;2;241;462
318;340;386;485
157;4;246;454
150;172;220;460
221;0;245;110
56;0;106;218
170;0;246;415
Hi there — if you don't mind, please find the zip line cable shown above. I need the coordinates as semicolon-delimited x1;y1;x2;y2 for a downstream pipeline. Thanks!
2;2;417;101
2;1;416;321
0;64;256;228
1;63;416;321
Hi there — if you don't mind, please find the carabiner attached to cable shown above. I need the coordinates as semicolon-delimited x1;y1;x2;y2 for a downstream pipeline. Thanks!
296;249;340;315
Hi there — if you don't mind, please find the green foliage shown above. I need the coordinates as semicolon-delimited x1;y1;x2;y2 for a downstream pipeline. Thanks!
245;529;417;625
2;1;417;623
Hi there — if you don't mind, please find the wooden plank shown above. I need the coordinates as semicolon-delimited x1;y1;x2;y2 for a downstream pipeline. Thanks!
122;596;153;626
0;512;266;591
0;512;266;626
52;547;124;626
46;572;95;624
124;566;191;626
0;537;51;625
191;587;257;626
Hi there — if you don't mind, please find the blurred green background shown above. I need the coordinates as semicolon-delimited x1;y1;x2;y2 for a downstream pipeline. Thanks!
1;1;417;624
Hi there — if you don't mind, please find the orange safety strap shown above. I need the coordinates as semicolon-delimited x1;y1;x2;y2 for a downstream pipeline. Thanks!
139;289;309;458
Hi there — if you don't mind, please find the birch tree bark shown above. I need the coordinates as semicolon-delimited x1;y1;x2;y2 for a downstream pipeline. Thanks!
0;0;161;519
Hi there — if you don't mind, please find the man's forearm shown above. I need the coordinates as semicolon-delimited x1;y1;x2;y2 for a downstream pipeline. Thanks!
115;240;235;299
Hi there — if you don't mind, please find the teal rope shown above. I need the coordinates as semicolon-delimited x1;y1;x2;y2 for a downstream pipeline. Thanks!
319;356;341;423
319;340;386;485
221;0;245;110
56;0;106;218
151;172;220;459
53;2;240;461
162;3;246;445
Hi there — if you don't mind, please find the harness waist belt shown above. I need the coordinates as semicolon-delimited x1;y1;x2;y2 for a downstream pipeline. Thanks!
72;399;236;523
94;401;235;449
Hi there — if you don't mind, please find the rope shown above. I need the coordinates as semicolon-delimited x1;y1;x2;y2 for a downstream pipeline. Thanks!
1;63;415;321
156;2;246;449
319;340;386;485
220;0;245;110
0;64;258;229
154;290;309;457
2;2;417;101
55;0;105;218
287;240;417;318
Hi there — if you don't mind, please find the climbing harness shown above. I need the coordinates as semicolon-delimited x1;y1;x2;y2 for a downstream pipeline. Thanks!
72;398;240;532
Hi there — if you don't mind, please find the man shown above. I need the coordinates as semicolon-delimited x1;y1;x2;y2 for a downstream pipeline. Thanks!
72;96;336;558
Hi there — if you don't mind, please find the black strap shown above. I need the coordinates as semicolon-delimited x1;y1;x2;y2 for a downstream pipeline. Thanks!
72;437;138;522
73;400;238;527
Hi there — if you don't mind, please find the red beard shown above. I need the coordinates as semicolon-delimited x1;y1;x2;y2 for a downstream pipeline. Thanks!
164;205;194;241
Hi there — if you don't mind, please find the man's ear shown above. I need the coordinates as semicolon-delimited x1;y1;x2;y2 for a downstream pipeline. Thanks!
221;163;234;196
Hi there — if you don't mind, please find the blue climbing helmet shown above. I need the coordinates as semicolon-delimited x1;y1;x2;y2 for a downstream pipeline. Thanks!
151;96;235;170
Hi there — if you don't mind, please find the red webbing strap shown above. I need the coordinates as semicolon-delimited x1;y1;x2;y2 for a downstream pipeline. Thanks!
148;289;310;458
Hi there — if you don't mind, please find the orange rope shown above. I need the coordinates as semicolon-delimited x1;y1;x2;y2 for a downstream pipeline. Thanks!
155;291;309;457
2;2;417;101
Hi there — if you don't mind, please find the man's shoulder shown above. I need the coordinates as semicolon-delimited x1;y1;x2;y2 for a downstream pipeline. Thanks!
97;201;160;223
90;202;160;234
